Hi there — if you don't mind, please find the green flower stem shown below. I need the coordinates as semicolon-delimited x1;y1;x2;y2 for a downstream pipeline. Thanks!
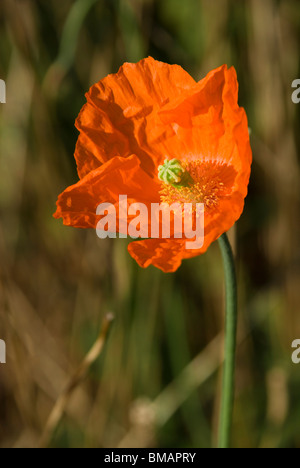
217;233;238;449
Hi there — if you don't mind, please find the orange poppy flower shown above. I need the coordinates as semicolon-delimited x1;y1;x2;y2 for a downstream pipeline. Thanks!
54;57;252;273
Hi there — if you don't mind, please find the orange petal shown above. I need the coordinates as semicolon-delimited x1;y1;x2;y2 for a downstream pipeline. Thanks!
54;155;160;229
156;66;251;166
127;197;243;274
159;65;230;128
128;230;220;273
128;238;188;273
152;65;252;201
129;65;252;197
75;57;196;179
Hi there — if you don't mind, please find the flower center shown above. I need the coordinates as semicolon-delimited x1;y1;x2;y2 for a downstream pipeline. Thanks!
158;159;192;187
159;159;234;210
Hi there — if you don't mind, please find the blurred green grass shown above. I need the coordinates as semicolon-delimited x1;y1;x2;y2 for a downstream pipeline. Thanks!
0;0;300;448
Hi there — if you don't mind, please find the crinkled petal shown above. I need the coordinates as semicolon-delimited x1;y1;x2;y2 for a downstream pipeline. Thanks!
54;155;160;229
127;192;245;274
128;238;188;273
75;57;196;178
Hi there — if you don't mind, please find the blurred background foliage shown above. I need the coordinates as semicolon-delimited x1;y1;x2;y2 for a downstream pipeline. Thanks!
0;0;300;448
